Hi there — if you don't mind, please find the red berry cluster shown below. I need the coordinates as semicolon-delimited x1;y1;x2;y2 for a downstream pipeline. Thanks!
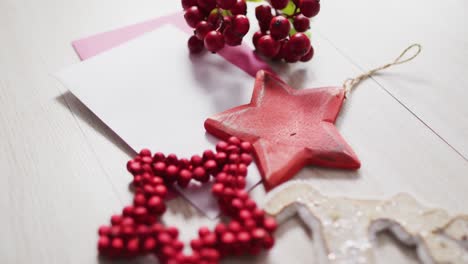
183;0;250;53
97;137;277;264
253;0;320;62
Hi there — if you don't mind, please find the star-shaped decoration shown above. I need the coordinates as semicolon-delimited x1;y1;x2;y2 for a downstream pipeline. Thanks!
204;71;360;190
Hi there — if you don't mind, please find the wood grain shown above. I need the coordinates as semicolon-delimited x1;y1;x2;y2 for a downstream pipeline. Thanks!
1;0;467;263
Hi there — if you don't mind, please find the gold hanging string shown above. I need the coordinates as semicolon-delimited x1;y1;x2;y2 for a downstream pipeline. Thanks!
343;43;422;93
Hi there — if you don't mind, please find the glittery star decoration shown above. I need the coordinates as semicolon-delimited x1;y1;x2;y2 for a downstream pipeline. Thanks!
204;70;360;190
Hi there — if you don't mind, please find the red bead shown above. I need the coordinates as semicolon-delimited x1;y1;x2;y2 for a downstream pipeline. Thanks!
191;155;203;166
141;156;153;164
244;199;257;211
167;226;179;239
153;162;166;174
263;234;275;249
228;221;242;233
111;237;124;250
212;183;224;196
148;196;163;210
152;177;164;185
166;165;179;181
215;223;227;236
143;237;157;251
190;238;203;251
226;145;240;154
202;232;217;247
235;190;249;201
151;223;164;235
263;217;277;232
202;150;216;161
173;240;184;251
134;206;148;220
244;219;257;231
143;184;155;195
204;160;217;172
236;176;246;189
200;248;220;262
136;225;151;238
110;214;122;225
221;232;236;244
158;232;173;245
253;208;265;222
127;238;139;254
237;163;247;176
240;153;253;165
193;167;208;182
98;236;110;251
134;193;146;206
98;226;111;236
198;227;211;237
239;209;252;221
251;228;267;240
237;231;251;244
154;184;168;198
153;152;165;161
228;153;240;164
161;245;176;258
228;136;241;146
215;152;228;165
128;161;142;174
178;169;192;188
231;198;243;210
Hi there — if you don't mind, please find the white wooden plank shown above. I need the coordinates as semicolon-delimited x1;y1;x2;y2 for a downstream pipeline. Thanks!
315;0;468;158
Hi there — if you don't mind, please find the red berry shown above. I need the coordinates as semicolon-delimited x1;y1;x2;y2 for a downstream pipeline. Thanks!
288;33;311;57
155;184;168;197
190;238;203;250
300;45;314;62
216;0;236;9
231;0;247;15
269;16;290;40
111;237;124;250
198;226;211;237
182;0;198;9
187;35;204;53
255;5;273;24
232;15;250;36
195;21;213;40
191;155;203;166
271;0;289;9
197;0;217;13
212;183;224;195
184;6;203;28
221;232;236;244
257;35;281;57
143;237;157;251
204;30;225;52
293;14;310;32
299;0;320;18
252;31;263;49
224;27;243;46
207;9;222;27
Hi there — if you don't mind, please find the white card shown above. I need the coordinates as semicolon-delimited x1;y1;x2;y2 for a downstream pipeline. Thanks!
55;24;262;219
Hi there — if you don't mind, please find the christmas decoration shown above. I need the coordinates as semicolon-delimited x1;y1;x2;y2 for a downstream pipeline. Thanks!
205;44;422;191
97;137;277;264
205;70;360;190
182;0;319;63
253;0;318;62
264;181;468;264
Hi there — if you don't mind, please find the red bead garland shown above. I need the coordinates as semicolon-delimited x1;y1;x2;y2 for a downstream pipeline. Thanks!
98;137;276;264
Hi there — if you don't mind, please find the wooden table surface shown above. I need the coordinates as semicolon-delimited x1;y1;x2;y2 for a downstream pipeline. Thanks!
1;0;467;263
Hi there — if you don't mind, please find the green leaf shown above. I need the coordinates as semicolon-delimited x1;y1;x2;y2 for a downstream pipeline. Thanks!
281;1;296;16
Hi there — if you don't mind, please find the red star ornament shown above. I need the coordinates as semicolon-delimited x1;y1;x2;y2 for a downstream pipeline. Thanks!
204;70;361;190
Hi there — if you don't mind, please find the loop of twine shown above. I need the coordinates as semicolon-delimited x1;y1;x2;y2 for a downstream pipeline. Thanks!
343;43;422;93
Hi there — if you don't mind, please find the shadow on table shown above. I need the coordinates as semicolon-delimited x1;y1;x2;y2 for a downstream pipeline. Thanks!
55;91;135;157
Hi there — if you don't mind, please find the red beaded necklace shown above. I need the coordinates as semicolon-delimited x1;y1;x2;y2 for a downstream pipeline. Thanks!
97;137;277;264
